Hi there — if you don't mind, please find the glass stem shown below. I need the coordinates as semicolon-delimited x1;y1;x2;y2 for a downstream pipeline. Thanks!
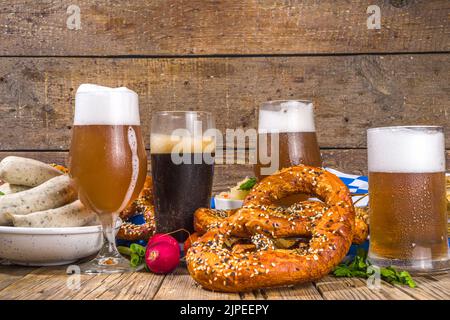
97;212;121;261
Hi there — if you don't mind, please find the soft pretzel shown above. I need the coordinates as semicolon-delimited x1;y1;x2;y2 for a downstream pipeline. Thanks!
194;201;368;244
117;176;156;241
186;165;356;292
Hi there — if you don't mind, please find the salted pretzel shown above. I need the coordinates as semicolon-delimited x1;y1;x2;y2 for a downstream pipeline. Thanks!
186;165;356;292
194;201;368;244
117;176;156;241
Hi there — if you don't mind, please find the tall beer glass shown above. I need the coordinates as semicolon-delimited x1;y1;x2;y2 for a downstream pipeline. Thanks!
368;126;448;272
151;111;215;242
254;100;322;204
70;84;147;273
254;100;322;179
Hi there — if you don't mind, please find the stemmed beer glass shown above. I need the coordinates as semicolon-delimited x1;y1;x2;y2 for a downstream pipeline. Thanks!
69;84;147;274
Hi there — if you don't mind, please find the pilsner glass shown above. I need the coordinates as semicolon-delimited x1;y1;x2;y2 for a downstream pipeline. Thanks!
69;84;147;273
254;100;322;179
367;126;448;273
254;100;322;204
150;111;215;242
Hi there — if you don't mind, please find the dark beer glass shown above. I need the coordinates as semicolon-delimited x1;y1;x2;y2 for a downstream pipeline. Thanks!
150;111;215;242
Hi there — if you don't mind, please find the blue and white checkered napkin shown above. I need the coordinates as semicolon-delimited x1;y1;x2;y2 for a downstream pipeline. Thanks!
325;168;368;207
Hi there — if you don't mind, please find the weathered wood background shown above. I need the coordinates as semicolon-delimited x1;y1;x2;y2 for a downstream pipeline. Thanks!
0;0;449;191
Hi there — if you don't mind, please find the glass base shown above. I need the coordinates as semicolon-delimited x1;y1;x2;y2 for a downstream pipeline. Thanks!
79;252;144;274
368;253;450;275
79;213;144;274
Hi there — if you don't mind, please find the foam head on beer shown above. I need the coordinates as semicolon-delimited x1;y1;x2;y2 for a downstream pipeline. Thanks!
74;84;140;125
368;126;445;173
258;100;315;133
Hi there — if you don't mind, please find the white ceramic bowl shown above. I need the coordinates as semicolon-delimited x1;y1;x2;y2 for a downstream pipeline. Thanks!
0;225;103;266
214;197;243;210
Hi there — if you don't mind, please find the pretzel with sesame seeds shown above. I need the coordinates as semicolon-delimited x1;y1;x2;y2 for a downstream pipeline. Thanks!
186;165;356;292
117;176;156;241
193;201;368;244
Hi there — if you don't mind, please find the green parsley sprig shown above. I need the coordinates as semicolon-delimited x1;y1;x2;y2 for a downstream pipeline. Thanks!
238;178;257;191
333;248;416;288
0;191;4;196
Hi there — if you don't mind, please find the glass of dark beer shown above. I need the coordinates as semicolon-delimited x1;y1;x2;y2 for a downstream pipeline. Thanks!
254;100;322;204
150;111;215;242
368;126;448;273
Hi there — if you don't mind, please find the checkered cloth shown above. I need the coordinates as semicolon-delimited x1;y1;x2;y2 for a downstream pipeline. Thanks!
325;168;368;207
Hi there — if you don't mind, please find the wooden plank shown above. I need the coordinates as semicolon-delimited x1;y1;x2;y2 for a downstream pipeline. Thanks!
0;1;448;56
240;284;323;300
153;265;240;300
0;266;68;300
0;264;37;291
0;265;165;300
391;273;450;300
67;272;165;300
0;55;448;150
315;275;413;300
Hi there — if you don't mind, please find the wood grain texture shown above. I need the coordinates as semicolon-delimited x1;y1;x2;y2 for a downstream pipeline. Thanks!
391;273;450;300
240;284;323;300
0;263;35;291
0;265;448;299
0;55;448;151
314;275;414;300
0;0;449;56
153;265;240;300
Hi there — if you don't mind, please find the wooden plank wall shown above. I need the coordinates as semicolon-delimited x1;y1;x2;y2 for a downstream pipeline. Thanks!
0;0;449;191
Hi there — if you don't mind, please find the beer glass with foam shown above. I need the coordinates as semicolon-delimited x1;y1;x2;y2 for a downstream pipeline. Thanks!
254;100;322;203
368;126;448;273
70;84;147;273
150;111;215;242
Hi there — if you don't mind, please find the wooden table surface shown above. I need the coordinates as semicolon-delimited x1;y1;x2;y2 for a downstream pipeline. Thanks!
0;263;448;300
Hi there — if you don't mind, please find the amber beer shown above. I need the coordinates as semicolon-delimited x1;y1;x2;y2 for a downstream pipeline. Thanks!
368;126;448;272
254;100;322;180
254;100;322;204
70;125;147;213
69;84;148;273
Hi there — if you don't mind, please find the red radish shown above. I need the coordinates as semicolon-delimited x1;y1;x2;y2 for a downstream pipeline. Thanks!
145;241;180;274
148;233;179;248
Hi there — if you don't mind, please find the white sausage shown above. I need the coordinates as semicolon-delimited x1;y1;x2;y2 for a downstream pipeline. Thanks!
0;183;30;195
0;175;77;225
0;156;62;187
7;200;97;228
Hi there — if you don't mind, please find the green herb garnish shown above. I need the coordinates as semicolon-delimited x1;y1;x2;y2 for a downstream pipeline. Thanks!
238;178;257;191
118;243;146;268
333;248;416;288
0;191;4;196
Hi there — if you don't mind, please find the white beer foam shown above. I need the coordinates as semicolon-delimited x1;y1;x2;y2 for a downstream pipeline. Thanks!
258;100;315;133
74;84;140;125
150;133;216;154
368;127;445;173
